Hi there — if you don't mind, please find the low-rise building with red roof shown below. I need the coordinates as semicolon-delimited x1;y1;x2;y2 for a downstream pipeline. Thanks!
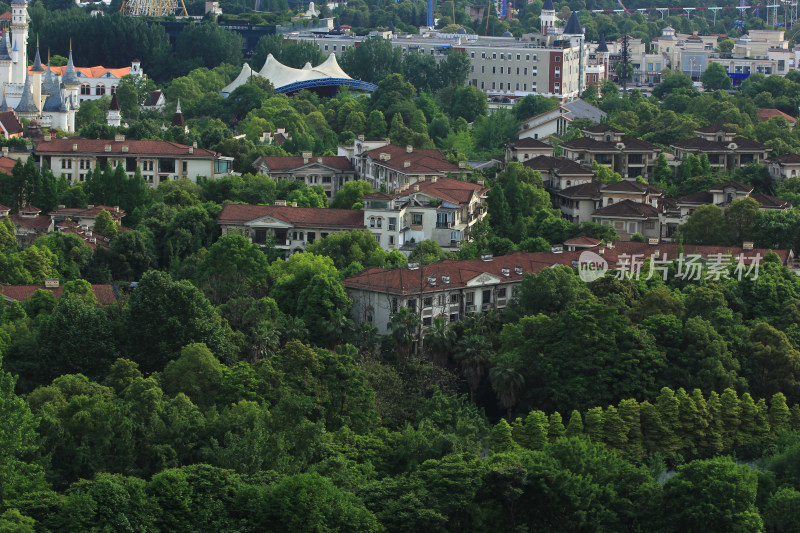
49;204;124;226
357;144;469;192
217;202;365;255
32;59;143;104
9;205;52;246
362;176;489;252
344;243;792;335
757;108;796;128
252;152;356;200
1;279;117;306
671;126;771;172
33;135;233;186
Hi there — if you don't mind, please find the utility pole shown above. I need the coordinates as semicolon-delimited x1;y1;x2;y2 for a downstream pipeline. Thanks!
620;34;630;93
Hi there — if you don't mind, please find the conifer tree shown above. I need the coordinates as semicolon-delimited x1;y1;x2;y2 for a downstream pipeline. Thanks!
618;398;644;461
655;388;682;459
755;398;770;444
602;405;628;451
690;389;713;454
548;412;565;442
676;388;703;458
737;392;759;449
584;407;604;443
639;401;662;455
719;388;741;451
769;393;791;435
791;404;800;430
511;417;527;448
490;418;516;453
705;391;726;455
523;410;548;450
565;410;584;439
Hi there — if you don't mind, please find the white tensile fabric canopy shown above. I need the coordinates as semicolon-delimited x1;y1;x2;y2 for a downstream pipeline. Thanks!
221;53;353;95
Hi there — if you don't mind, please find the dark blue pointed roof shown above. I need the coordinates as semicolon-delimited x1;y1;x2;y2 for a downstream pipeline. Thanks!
30;47;44;73
0;38;10;61
15;75;39;114
596;35;608;52
542;0;554;11
62;50;80;86
563;11;583;35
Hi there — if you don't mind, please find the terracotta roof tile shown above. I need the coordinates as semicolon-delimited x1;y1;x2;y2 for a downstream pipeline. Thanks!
0;156;17;175
258;156;354;172
593;199;659;218
757;108;796;125
1;283;117;306
365;145;463;174
750;192;792;209
583;124;623;134
10;213;52;231
563;236;601;246
559;181;602;198
510;137;551;149
0;111;23;136
35;138;218;158
217;204;365;229
678;191;715;204
773;153;800;164
394;177;488;205
708;180;753;193
524;155;594;175
49;205;125;219
34;65;131;79
672;136;770;151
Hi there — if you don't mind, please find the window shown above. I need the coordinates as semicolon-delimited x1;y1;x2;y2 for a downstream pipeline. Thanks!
500;66;504;74
492;66;496;74
322;176;331;183
481;65;485;73
422;317;432;327
333;45;337;51
96;84;106;96
437;294;445;306
407;299;417;312
391;298;398;313
61;159;72;169
516;54;520;60
470;51;475;58
324;44;329;51
449;313;459;322
555;67;560;78
450;294;459;303
554;82;560;93
411;213;423;226
481;52;486;58
370;217;375;228
376;218;382;228
555;56;561;62
80;83;91;95
374;235;380;243
466;292;474;305
500;83;504;90
423;297;432;308
500;53;504;59
525;54;530;60
389;235;394;245
524;67;528;75
498;288;507;299
482;289;491;303
492;53;496;59
388;217;396;230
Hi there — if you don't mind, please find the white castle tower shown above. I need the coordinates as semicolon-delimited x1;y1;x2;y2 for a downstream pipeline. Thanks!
10;0;28;87
540;0;556;35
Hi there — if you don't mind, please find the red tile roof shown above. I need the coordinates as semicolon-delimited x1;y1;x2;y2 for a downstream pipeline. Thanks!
217;204;365;229
343;245;793;294
0;111;23;136
757;108;796;125
672;136;770;152
510;138;552;149
10;213;52;231
366;145;463;175
593;199;659;218
694;125;738;134
33;65;131;79
708;181;753;193
49;205;125;220
0;12;11;20
564;236;601;246
1;283;117;306
524;155;594;176
561;136;657;152
34;138;218;158
395;177;488;205
54;220;112;249
258;156;354;172
0;156;17;175
583;124;624;134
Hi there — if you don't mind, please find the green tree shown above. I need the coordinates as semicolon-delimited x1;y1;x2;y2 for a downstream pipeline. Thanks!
195;234;270;305
161;343;224;409
93;209;118;240
489;352;525;419
678;204;728;245
662;457;764;532
701;62;733;91
330;180;373;210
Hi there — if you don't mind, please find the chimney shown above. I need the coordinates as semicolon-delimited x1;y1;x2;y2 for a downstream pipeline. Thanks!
458;161;466;169
72;143;78;151
57;204;65;209
44;278;59;288
114;134;125;142
431;176;438;183
358;134;365;141
43;134;51;142
87;204;94;209
86;229;92;237
192;142;198;148
317;157;323;163
302;151;312;164
743;241;754;250
104;145;112;152
404;160;411;168
291;201;298;207
406;145;413;153
413;184;419;191
122;146;129;153
477;179;485;186
275;199;287;206
481;253;493;261
188;147;193;154
114;206;119;212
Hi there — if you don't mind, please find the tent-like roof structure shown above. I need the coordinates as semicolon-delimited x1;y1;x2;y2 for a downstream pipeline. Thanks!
221;53;377;96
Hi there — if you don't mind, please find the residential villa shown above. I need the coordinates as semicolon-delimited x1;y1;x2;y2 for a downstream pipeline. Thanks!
362;176;489;252
252;152;356;200
560;124;659;178
671;126;771;172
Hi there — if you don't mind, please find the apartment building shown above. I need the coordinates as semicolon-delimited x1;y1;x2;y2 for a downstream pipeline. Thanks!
289;21;587;100
560;124;659;178
34;135;233;186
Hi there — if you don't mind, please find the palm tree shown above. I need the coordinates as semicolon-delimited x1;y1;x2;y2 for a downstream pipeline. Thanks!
250;320;280;363
323;309;355;349
388;306;420;367
279;315;309;346
455;334;490;402
489;353;525;419
424;316;455;367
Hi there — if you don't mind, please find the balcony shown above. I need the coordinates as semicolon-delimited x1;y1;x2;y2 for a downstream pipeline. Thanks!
436;221;452;229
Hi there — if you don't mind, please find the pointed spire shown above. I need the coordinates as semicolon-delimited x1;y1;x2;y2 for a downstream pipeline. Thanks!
30;36;45;73
15;75;40;114
0;34;11;61
11;39;17;52
62;43;80;87
596;34;608;53
563;11;584;36
542;0;554;11
0;88;8;112
109;92;119;111
172;99;186;127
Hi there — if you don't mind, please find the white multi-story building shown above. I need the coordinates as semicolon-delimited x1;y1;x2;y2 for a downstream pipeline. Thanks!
33;135;233;186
